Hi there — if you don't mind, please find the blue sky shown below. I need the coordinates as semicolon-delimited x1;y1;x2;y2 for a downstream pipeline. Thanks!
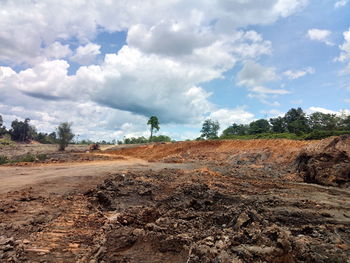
0;0;349;141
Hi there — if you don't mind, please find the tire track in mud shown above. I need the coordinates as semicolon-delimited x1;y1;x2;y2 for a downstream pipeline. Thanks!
23;195;105;262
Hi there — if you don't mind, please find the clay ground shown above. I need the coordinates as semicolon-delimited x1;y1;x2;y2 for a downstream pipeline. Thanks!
0;140;349;262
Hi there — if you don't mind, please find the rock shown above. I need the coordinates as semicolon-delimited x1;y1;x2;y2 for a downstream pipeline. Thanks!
234;212;250;229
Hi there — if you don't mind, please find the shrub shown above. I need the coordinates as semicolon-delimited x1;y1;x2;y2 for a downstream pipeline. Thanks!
36;153;47;161
0;134;15;146
0;155;8;165
304;130;350;140
17;153;36;162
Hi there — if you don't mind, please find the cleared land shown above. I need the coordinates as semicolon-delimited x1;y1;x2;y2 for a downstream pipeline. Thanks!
0;139;349;262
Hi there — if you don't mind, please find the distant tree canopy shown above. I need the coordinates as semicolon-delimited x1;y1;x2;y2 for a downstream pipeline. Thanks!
249;119;270;134
0;115;7;136
201;119;220;139
57;122;74;151
9;118;36;142
118;135;172;144
220;107;350;140
222;123;249;136
147;116;160;140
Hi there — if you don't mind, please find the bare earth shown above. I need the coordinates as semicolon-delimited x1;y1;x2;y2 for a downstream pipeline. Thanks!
0;140;349;263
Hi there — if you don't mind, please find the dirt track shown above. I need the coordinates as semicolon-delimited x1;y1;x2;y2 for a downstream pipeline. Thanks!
0;157;195;194
0;139;349;262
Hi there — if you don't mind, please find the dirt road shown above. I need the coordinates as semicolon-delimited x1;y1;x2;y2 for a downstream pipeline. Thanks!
0;157;196;194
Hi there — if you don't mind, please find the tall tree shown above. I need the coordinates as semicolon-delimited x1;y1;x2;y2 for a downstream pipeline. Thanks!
147;116;160;141
284;108;309;134
248;119;271;134
269;117;287;133
57;122;74;151
201;119;220;139
0;115;6;136
10;118;34;141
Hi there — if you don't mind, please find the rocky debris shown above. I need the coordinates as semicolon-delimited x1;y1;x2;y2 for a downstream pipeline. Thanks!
0;236;24;262
85;169;350;263
296;135;350;187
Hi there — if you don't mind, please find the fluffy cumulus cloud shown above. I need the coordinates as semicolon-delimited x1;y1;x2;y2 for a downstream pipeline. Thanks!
0;0;311;140
283;67;315;79
71;43;101;65
0;0;309;66
307;29;334;46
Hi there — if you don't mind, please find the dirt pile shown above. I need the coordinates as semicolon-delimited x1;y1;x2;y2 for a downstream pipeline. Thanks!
296;135;350;187
84;169;350;263
108;139;314;165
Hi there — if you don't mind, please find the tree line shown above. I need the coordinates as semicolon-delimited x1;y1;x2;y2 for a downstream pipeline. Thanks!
200;108;350;140
0;116;74;150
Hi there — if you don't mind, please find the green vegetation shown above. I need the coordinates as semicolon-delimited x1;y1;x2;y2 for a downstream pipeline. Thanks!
206;107;350;141
0;152;48;165
0;134;15;146
118;135;172;144
57;122;74;151
1;108;349;147
147;116;160;141
0;155;8;165
200;119;220;139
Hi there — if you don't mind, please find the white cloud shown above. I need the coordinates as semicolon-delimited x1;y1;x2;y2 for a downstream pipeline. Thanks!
335;0;348;8
44;42;72;59
306;107;350;116
71;43;101;65
237;61;278;87
336;28;350;74
209;107;255;129
0;0;311;140
283;67;315;79
237;61;290;102
307;29;334;46
0;0;309;65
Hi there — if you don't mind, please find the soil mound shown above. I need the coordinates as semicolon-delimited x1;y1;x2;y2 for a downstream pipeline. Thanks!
296;135;350;187
108;139;313;165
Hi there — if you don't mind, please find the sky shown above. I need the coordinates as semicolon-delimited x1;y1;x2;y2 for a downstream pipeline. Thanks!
0;0;350;141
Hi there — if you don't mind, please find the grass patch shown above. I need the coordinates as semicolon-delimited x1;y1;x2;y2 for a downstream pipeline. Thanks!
36;153;47;161
0;152;48;165
0;155;9;165
0;135;15;146
220;133;305;140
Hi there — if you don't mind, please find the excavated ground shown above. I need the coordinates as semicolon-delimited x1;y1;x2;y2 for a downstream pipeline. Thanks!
0;139;349;262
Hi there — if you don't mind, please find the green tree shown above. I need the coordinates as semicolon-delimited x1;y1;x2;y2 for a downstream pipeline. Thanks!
201;119;220;139
10;118;34;141
284;108;309;135
248;119;271;134
222;123;249;136
341;115;350;130
147;116;160;141
0;115;7;136
308;112;341;131
269;117;287;133
57;122;74;151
